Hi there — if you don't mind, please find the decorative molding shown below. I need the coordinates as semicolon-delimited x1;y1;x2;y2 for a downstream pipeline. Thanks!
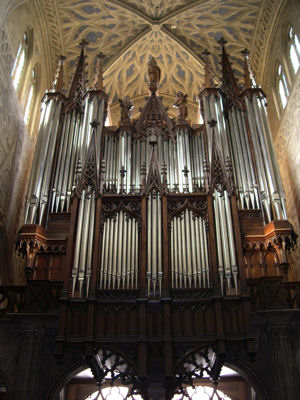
251;0;284;85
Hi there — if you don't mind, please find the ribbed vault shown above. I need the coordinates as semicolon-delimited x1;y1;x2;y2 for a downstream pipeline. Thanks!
32;0;268;106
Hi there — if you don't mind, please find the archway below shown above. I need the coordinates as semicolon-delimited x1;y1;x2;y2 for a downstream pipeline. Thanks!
59;365;256;400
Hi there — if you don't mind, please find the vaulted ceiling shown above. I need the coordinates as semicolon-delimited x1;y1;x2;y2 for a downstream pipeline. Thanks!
32;0;279;105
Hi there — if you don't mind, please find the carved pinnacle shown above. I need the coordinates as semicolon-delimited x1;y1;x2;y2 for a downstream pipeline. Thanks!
79;39;89;48
208;119;217;128
217;37;227;46
90;120;100;129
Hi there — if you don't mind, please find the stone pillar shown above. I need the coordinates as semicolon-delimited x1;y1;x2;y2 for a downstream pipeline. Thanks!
269;319;298;400
17;323;44;400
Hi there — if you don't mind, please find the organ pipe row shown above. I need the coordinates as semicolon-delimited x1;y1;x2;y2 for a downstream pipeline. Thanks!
100;211;139;290
71;188;96;296
147;195;163;296
23;45;289;297
170;209;209;289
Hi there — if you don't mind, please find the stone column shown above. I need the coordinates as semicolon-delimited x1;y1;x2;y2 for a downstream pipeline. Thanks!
17;322;44;400
269;318;298;400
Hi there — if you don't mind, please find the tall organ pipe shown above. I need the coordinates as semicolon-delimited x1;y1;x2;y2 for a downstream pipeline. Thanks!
244;97;274;221
170;210;210;289
25;97;63;224
100;213;139;290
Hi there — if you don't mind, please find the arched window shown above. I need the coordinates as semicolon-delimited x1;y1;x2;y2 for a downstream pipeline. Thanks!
288;27;300;74
24;67;36;127
11;32;28;91
277;64;289;108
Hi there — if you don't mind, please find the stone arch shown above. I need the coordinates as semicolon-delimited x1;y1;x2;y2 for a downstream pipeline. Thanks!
172;345;272;400
45;346;142;400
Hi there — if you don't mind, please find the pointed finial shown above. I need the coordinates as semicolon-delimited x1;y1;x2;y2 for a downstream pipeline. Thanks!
92;52;105;91
90;120;100;129
79;39;89;49
241;48;252;89
218;37;227;47
202;49;215;88
52;55;65;92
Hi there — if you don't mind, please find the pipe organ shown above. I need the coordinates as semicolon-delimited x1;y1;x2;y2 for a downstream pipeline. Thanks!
21;40;295;301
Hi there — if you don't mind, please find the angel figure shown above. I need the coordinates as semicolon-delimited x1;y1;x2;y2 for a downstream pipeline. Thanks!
119;96;134;122
173;91;188;120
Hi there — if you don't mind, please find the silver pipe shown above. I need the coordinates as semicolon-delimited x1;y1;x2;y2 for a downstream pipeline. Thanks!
189;211;197;287
153;197;157;278
157;196;162;276
173;219;178;288
203;219;209;287
122;212;127;289
236;109;252;190
218;193;232;293
115;212;121;289
197;216;204;287
185;209;192;287
252;97;276;193
171;220;174;288
78;191;91;296
108;216;115;289
103;217;113;290
126;217;131;289
194;215;201;287
147;197;152;279
180;213;187;288
86;192;95;296
71;190;85;296
58;111;76;211
224;191;237;268
100;218;108;290
230;109;248;206
105;218;112;290
52;113;69;212
176;217;182;288
134;220;138;289
66;113;81;211
214;192;224;293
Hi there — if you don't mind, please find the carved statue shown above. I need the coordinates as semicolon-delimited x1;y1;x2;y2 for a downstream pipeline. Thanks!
148;56;161;92
118;96;133;122
173;91;188;120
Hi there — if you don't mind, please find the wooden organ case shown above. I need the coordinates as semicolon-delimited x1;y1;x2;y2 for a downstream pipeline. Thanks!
16;40;297;399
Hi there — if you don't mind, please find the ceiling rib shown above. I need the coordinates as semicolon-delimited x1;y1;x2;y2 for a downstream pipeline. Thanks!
161;26;205;67
108;0;154;24
104;26;152;72
159;0;210;23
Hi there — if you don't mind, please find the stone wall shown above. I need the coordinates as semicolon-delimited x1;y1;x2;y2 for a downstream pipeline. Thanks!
262;0;300;279
0;25;31;283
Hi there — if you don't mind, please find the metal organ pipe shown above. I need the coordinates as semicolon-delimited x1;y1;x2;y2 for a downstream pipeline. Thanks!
100;212;139;290
252;97;286;219
25;98;62;224
146;196;162;296
170;210;210;289
213;190;238;294
244;97;273;221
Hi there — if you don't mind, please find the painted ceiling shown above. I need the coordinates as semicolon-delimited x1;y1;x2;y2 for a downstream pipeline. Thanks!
35;0;268;110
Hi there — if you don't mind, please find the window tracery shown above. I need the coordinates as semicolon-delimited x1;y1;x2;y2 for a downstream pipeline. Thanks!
288;26;300;74
11;32;27;91
277;64;289;109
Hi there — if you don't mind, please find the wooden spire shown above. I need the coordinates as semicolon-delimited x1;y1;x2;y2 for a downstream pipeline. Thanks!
67;39;88;108
203;49;215;88
92;52;105;91
218;37;240;105
241;48;252;89
52;55;65;93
